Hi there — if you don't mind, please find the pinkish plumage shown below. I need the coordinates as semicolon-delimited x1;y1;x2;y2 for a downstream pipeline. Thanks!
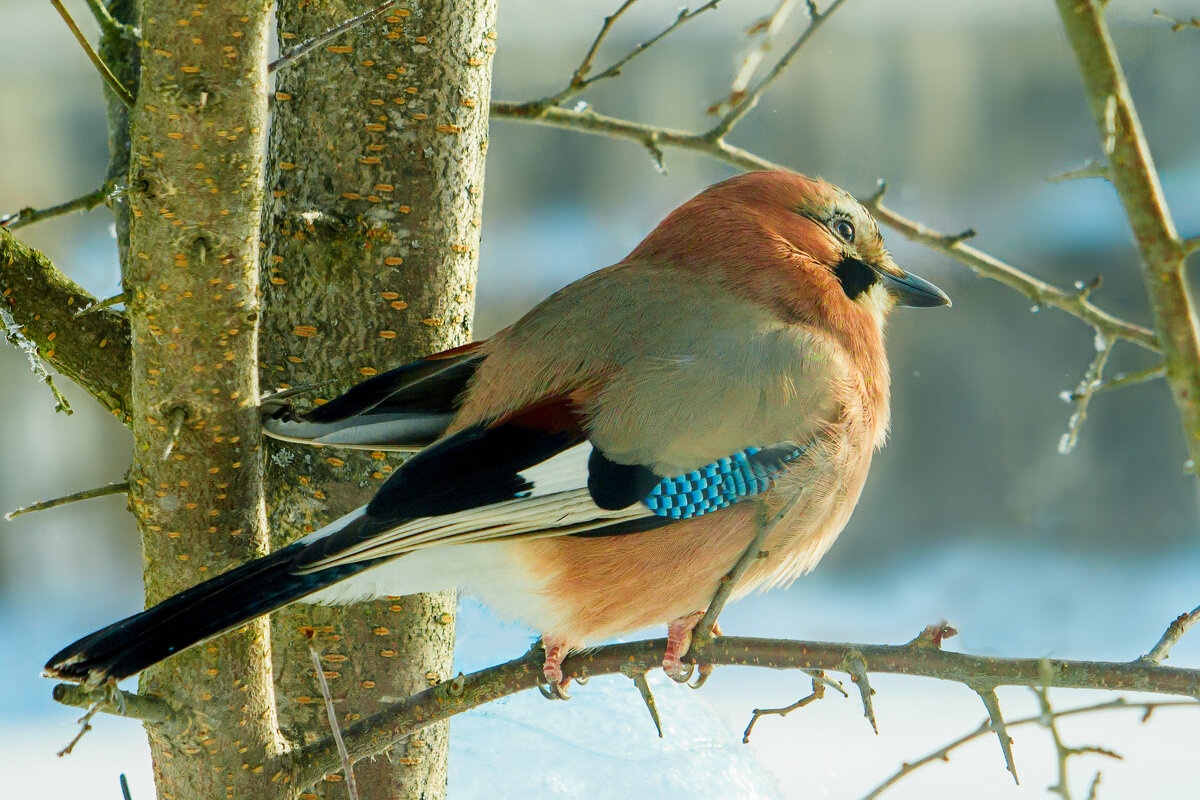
46;171;948;691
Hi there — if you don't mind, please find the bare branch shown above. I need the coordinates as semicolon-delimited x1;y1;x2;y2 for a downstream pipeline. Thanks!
973;685;1019;784
0;183;112;231
1047;159;1111;183
742;669;831;743
1152;10;1200;32
1058;333;1113;455
75;293;126;318
1185;235;1200;256
50;0;134;108
1069;363;1165;400
0;228;132;423
691;494;802;653
52;682;175;725
714;0;800;118
268;1;396;73
1056;0;1200;473
859;698;1193;800
308;642;359;800
1141;605;1200;665
282;629;1200;792
5;481;129;521
510;1;722;117
706;0;849;141
2;304;72;414
489;103;1158;352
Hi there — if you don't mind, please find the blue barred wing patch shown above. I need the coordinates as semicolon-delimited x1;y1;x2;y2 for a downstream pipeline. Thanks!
641;442;804;519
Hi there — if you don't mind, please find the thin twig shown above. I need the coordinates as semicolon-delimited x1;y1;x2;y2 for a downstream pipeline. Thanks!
1152;10;1200;31
858;698;1191;800
691;493;803;653
52;682;174;724
1058;333;1113;455
742;669;831;743
489;102;1158;352
50;0;134;108
1036;683;1075;800
268;0;395;73
0;184;112;231
567;0;639;86
1047;159;1111;183
1;306;72;415
706;0;849;141
1086;771;1103;800
712;0;799;117
5;481;129;521
515;1;722;116
75;293;127;318
57;701;102;757
308;643;359;800
1141;605;1200;665
1068;363;1165;400
973;685;1018;784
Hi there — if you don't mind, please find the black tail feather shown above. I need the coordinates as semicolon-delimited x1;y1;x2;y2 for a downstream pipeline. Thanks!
45;541;373;683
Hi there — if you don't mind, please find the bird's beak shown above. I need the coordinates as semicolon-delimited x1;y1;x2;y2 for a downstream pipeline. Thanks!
874;264;951;308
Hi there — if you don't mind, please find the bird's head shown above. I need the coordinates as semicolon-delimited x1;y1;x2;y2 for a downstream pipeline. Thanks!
631;170;950;336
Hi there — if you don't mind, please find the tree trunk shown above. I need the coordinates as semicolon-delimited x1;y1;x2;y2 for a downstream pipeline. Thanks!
124;2;284;798
260;2;496;798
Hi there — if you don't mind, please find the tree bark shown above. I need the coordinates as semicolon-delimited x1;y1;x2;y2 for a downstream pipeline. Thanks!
124;2;284;798
261;2;496;798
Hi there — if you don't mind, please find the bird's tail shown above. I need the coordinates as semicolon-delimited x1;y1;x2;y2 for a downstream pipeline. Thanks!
44;540;372;683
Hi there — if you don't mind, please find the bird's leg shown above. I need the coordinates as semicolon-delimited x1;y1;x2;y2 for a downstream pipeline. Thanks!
537;638;572;700
663;613;724;684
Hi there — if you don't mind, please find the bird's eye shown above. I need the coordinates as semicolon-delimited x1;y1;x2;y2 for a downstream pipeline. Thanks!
833;219;855;242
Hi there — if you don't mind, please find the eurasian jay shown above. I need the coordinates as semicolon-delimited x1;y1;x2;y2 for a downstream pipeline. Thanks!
45;170;949;696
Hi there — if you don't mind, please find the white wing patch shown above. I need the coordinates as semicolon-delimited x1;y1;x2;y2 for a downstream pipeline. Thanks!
294;443;653;573
263;412;453;452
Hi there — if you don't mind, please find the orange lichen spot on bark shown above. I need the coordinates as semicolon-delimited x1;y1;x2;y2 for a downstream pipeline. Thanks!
384;256;403;266
421;317;443;327
389;300;408;310
379;330;397;339
374;183;394;192
326;45;353;54
326;457;345;467
359;366;378;376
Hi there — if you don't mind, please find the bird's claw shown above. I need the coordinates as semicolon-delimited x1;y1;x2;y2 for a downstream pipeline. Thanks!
688;663;713;690
663;659;694;684
536;675;571;701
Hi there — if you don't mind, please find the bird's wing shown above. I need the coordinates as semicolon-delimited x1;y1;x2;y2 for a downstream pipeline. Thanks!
262;341;486;451
290;402;804;573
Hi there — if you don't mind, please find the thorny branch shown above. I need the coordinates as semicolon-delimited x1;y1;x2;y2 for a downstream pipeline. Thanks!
1141;605;1200;665
858;697;1193;800
55;609;1200;794
1034;682;1123;800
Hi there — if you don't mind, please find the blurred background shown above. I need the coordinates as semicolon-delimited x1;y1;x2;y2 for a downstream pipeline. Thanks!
2;0;1199;797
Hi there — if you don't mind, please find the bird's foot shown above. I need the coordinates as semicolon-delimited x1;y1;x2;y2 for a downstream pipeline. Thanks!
537;639;572;700
663;612;721;686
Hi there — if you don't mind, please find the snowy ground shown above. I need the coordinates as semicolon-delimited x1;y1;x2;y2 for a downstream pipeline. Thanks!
6;539;1198;799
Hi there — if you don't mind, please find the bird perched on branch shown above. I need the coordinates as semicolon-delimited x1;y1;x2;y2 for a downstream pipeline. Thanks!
46;170;949;696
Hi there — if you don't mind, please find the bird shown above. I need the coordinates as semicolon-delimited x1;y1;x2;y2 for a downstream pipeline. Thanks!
45;170;949;697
